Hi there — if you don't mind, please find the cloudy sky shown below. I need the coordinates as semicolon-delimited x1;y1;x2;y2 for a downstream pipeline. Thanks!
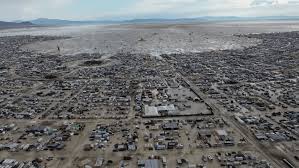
1;0;299;21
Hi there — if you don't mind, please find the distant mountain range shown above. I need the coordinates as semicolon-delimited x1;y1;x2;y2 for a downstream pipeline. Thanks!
125;16;299;23
1;16;299;29
0;21;35;29
28;16;299;26
27;18;126;26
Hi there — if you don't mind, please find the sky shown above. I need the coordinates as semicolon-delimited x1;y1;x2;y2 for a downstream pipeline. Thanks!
1;0;299;21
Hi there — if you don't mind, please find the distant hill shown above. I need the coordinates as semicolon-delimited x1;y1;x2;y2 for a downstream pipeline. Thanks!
252;16;299;20
124;16;299;23
0;21;35;29
12;16;299;27
30;18;86;25
28;17;244;25
29;18;118;26
122;17;242;24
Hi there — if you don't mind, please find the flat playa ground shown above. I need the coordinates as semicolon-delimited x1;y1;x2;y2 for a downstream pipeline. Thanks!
1;20;299;56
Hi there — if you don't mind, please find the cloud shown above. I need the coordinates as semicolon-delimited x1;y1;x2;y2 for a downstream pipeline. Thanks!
122;0;299;17
251;0;299;6
112;0;256;19
251;0;281;6
132;0;198;13
1;0;299;21
129;0;253;15
0;0;74;20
